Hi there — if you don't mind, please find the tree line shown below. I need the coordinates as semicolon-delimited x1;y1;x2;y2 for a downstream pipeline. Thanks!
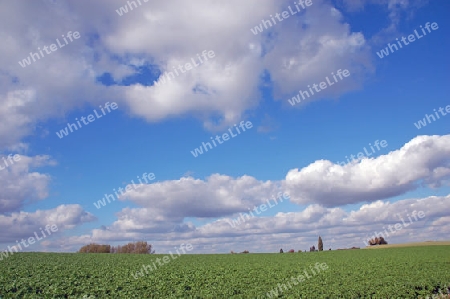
78;241;155;254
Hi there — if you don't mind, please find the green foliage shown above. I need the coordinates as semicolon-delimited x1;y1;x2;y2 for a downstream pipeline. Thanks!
0;246;449;298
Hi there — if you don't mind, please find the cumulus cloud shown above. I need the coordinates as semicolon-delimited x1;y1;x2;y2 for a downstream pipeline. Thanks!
0;204;96;243
263;0;372;102
175;193;446;251
120;174;280;219
52;132;450;253
0;154;56;214
284;135;450;206
81;134;450;243
0;0;122;149
59;194;449;253
0;0;378;148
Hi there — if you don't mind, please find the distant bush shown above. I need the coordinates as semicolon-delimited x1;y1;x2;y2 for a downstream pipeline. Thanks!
368;236;388;246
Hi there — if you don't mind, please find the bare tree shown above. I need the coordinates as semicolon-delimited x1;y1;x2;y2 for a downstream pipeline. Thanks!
78;243;110;253
78;241;155;254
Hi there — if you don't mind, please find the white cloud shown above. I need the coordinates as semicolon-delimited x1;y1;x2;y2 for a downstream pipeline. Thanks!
263;0;373;101
284;135;450;206
76;134;449;244
120;174;280;219
0;0;378;148
58;194;449;253
48;134;450;252
0;204;96;243
0;154;56;214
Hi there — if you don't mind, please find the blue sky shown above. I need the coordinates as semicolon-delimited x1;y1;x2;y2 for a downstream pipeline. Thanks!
0;0;449;254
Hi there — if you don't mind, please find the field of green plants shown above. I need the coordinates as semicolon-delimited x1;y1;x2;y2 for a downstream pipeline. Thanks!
0;246;449;298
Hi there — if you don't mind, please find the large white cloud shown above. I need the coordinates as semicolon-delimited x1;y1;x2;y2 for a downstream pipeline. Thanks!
111;135;450;215
119;174;280;219
0;0;376;149
285;135;450;206
263;0;372;102
0;0;124;149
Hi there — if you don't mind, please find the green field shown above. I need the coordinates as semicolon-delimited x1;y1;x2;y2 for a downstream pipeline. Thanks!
1;246;449;298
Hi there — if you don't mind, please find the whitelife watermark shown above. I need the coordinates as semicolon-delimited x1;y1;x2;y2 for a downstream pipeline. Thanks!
266;262;329;298
18;31;81;68
190;120;253;158
131;243;193;279
227;192;290;228
93;172;156;209
413;104;450;129
153;50;216;87
376;22;439;59
336;139;388;167
363;210;425;246
0;224;59;261
0;154;21;171
115;0;149;16
250;0;313;35
288;69;350;106
56;102;118;139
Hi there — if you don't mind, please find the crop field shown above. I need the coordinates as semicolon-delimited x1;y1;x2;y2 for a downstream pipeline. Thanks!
0;246;449;298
